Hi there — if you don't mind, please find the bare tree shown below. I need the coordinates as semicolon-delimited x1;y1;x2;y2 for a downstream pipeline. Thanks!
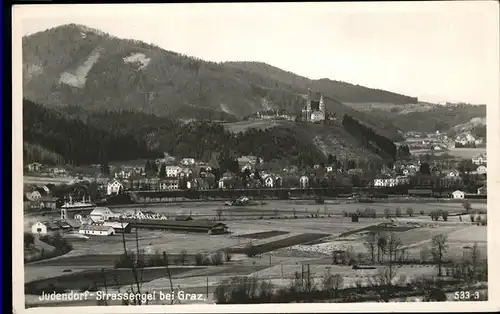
469;242;481;280
363;232;377;264
406;207;413;217
386;233;402;278
462;200;472;212
368;267;397;302
420;246;430;263
179;249;187;265
377;233;387;263
431;234;449;277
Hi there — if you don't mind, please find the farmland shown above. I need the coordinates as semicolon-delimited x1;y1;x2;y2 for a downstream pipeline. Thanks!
24;199;488;307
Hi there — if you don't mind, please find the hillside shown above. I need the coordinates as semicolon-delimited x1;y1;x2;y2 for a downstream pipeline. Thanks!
22;23;418;141
25;98;398;167
350;103;486;133
23;99;160;165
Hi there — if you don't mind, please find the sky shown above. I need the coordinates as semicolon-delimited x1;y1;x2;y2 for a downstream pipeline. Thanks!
15;2;499;106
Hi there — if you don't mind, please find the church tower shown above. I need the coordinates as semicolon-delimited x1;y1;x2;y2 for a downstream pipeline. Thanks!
306;88;312;121
319;94;325;113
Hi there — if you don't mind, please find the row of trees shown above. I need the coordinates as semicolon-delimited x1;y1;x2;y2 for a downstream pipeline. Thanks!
342;115;397;160
23;99;160;166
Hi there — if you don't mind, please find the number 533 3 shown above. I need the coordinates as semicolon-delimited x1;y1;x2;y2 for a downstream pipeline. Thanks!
454;291;481;300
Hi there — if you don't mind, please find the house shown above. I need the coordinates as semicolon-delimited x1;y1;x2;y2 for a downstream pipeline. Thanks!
239;162;253;172
25;190;42;201
102;221;132;233
79;225;115;236
39;196;59;210
114;170;132;179
31;220;71;235
90;207;117;223
164;166;182;178
107;179;124;196
477;186;487;195
445;170;460;177
31;222;51;235
27;162;42;172
262;174;282;188
476;165;487;175
452;190;465;199
180;158;196;166
299;176;309;189
402;169;410;176
159;178;179;190
472;153;487;165
325;166;334;173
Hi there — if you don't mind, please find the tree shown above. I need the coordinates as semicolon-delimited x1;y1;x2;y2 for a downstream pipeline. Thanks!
384;208;390;219
406;207;413;217
462;200;472;212
419;162;431;175
441;210;449;222
178;249;187;265
364;232;377;264
420;246;430;263
395;207;402;217
159;164;166;178
24;232;35;248
469;242;481;280
431;234;449;276
386;233;402;278
377;233;387;263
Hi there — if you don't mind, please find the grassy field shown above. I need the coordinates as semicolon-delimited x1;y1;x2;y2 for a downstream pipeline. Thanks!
222;120;290;133
24;199;488;306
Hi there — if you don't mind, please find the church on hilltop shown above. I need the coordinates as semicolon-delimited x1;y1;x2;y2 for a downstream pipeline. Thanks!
301;89;326;123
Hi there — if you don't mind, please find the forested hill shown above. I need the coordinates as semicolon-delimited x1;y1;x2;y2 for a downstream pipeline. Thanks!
24;98;399;167
23;23;415;141
23;99;160;165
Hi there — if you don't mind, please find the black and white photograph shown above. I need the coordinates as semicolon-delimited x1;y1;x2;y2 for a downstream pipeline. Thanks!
12;2;499;312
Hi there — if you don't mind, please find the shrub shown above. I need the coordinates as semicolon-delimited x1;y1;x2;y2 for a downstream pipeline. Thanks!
406;207;414;217
293;215;298;219
245;243;258;257
224;249;232;262
342;211;348;217
211;251;224;266
395;207;402;217
24;232;35;248
441;210;449;222
178;249;187;265
384;208;390;218
470;214;475;223
195;253;205;266
420;210;425;216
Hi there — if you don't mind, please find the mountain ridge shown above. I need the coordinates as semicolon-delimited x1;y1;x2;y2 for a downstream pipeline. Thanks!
22;23;420;140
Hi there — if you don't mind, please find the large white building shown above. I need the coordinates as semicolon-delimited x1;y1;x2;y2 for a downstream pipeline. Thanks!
107;179;124;196
452;190;465;199
301;89;326;123
79;225;115;236
164;166;182;178
90;207;117;223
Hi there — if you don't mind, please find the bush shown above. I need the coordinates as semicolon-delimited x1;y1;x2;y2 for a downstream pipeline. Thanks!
441;210;449;222
470;214;475;223
384;208;390;218
24;232;35;248
195;253;205;266
395;207;402;217
420;210;425;216
406;207;414;217
245;243;258;257
211;251;224;266
342;211;348;217
224;249;232;262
